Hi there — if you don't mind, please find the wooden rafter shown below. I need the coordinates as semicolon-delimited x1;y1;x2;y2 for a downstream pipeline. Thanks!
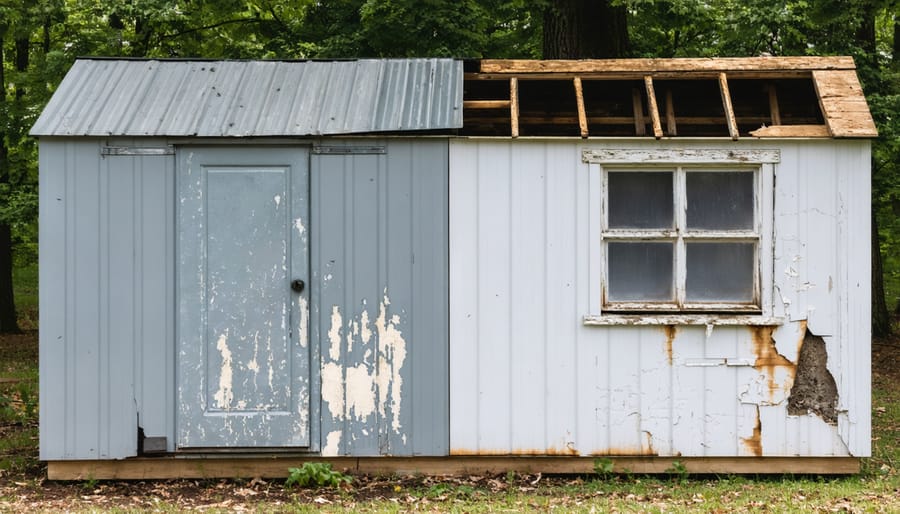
665;89;677;136
767;84;781;126
631;88;646;136
644;76;663;139
463;100;511;109
479;57;857;74
573;77;588;138
718;72;739;140
509;77;519;138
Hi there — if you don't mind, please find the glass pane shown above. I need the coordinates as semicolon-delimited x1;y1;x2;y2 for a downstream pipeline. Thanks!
607;242;674;302
685;242;755;303
686;171;754;230
608;172;673;229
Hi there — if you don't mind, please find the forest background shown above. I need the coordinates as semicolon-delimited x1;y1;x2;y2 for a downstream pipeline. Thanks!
0;0;898;335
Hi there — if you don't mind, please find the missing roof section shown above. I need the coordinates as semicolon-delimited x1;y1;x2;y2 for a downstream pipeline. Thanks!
462;57;876;139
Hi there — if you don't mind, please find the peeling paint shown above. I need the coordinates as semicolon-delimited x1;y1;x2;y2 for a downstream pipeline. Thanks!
663;326;676;365
328;306;342;361
321;362;345;420
741;406;763;456
345;364;377;420
360;310;372;344
298;296;309;348
213;331;234;409
376;291;407;434
746;326;796;405
322;430;342;456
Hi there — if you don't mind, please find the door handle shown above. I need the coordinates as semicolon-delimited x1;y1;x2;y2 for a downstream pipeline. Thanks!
291;279;305;293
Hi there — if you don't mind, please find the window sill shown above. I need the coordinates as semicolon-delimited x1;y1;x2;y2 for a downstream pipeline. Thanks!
583;314;784;326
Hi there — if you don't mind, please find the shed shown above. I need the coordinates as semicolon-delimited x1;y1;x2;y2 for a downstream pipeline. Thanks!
32;57;876;479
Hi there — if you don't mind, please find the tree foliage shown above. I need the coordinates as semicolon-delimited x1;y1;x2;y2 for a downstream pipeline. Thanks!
0;0;898;332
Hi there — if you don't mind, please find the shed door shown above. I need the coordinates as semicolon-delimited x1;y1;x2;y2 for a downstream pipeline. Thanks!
177;147;311;448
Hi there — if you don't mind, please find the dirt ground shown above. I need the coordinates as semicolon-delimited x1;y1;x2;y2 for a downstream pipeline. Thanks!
0;330;897;512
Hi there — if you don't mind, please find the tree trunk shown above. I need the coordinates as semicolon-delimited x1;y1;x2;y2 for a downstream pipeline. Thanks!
543;0;629;59
872;211;891;337
0;41;21;334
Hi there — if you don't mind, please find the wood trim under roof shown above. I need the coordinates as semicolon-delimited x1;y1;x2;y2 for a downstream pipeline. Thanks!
463;57;877;139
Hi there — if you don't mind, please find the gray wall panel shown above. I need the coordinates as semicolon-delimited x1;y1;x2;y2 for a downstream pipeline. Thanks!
312;139;449;456
39;139;175;460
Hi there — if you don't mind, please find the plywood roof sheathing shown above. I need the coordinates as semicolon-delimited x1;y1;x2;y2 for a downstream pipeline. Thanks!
644;76;663;139
749;125;831;137
574;77;588;138
812;69;878;137
718;72;739;140
479;56;857;74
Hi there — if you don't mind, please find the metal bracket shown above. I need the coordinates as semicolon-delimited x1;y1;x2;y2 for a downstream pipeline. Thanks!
312;145;386;155
101;145;175;156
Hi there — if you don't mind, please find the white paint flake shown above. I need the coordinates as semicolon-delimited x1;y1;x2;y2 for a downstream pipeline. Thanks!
298;296;309;348
213;332;234;409
294;217;306;235
375;290;407;434
345;364;377;420
360;310;372;344
274;194;281;207
328;306;342;361
322;430;342;456
321;362;345;420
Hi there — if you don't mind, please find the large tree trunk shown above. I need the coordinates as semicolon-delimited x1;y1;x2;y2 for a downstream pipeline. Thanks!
872;210;891;337
543;0;629;59
0;40;21;334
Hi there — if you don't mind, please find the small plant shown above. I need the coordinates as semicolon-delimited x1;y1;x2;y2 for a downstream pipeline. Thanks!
593;457;615;479
505;470;516;485
285;462;352;489
666;460;689;483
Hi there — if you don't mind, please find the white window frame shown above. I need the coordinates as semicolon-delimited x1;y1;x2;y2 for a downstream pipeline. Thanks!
583;149;779;324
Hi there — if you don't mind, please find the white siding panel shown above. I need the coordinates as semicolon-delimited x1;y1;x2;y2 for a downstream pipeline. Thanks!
449;139;869;458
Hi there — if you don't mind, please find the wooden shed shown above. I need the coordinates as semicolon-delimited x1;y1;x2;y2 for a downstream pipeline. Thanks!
32;56;876;479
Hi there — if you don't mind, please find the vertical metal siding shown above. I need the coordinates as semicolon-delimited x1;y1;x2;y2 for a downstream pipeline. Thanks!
39;139;175;460
449;139;870;458
312;139;449;456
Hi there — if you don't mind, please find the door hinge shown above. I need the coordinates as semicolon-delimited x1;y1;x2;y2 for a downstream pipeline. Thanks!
101;145;175;156
312;145;386;155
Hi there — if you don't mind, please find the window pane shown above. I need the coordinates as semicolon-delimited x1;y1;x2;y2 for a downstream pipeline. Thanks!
607;242;674;302
608;172;673;229
686;171;754;230
685;242;755;303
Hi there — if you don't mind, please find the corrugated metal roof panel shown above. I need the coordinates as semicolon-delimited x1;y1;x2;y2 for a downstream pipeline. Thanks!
31;58;463;137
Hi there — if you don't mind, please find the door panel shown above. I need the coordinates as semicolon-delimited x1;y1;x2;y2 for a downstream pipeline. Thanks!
177;147;310;448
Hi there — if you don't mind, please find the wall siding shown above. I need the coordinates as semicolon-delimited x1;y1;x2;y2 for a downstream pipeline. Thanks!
312;139;449;456
40;139;175;460
449;138;870;457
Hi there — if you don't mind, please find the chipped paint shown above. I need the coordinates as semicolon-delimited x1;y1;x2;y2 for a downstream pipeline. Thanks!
741;406;763;456
213;332;234;409
321;362;345;420
748;325;796;404
663;325;676;365
322;430;342;456
360;310;372;343
328;306;342;361
298;296;309;348
273;194;281;207
376;291;408;433
345;364;377;420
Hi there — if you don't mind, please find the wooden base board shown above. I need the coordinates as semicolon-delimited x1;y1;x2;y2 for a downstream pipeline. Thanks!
48;456;859;480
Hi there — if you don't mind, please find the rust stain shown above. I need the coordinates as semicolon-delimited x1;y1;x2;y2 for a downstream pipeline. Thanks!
663;325;676;365
749;326;796;402
741;406;763;457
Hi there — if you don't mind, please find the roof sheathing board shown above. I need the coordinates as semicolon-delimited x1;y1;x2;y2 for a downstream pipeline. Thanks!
463;57;876;138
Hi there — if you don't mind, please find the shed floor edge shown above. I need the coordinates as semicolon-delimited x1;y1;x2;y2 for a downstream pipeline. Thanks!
47;456;860;480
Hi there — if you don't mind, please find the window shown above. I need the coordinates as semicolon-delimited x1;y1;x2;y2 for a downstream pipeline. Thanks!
584;149;778;318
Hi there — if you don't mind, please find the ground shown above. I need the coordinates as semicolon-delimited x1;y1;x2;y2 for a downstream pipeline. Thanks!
0;330;898;513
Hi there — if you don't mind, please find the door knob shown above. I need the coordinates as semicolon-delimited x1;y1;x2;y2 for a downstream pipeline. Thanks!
291;279;305;293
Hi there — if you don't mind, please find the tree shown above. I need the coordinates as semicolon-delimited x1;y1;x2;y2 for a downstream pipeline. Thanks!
543;0;629;58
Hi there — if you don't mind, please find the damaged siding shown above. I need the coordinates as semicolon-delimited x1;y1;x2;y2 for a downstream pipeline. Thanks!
312;139;449;456
449;138;870;458
40;139;175;459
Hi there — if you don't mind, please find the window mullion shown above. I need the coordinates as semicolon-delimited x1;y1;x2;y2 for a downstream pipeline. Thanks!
675;166;686;307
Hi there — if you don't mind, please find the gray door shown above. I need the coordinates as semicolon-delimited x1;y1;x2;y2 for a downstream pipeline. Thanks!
177;147;310;448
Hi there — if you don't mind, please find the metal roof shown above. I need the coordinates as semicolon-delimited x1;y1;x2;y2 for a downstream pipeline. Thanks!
31;58;463;137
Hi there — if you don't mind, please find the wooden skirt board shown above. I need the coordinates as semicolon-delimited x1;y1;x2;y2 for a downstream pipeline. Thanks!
48;457;860;480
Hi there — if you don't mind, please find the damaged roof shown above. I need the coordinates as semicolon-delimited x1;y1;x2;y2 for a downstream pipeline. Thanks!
31;56;876;139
